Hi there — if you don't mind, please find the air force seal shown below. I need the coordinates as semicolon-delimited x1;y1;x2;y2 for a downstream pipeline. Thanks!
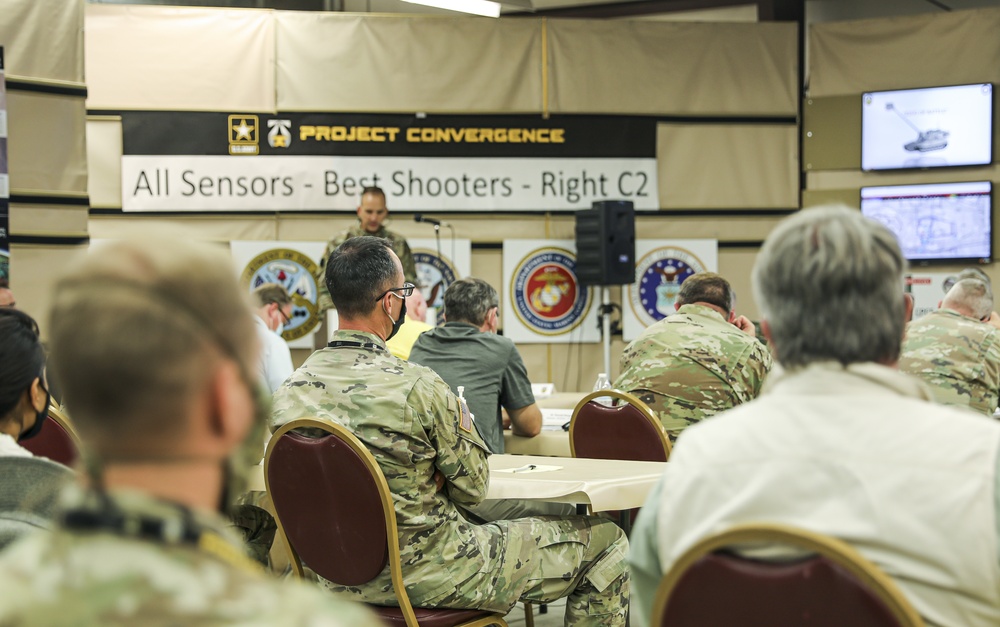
414;249;458;309
241;248;321;341
629;247;707;327
511;248;591;336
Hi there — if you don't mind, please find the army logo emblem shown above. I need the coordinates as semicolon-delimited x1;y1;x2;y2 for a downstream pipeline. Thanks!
228;114;259;155
511;248;591;335
629;247;707;327
414;249;458;309
241;248;320;341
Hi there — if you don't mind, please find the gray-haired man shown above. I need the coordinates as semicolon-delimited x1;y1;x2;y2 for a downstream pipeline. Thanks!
630;207;1000;627
900;277;1000;415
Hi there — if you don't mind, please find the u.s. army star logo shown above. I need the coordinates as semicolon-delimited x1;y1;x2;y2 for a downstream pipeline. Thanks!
241;248;320;341
228;114;259;155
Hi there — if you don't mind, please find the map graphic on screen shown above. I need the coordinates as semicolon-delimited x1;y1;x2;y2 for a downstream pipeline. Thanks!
861;181;992;263
862;84;993;171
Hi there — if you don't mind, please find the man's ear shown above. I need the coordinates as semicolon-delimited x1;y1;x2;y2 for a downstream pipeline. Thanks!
674;301;681;312
206;361;252;449
728;310;737;324
29;377;47;413
760;320;777;357
903;293;915;324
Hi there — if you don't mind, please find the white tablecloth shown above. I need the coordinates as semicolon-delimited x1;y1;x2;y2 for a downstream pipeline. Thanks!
503;430;571;457
487;454;667;512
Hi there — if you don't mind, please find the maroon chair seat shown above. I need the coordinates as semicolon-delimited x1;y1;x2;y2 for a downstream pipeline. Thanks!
265;418;507;627
653;523;925;627
21;405;80;468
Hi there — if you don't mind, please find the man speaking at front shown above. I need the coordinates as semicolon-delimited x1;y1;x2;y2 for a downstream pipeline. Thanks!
272;236;629;625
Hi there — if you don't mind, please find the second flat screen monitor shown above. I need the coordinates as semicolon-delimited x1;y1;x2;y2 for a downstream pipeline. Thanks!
861;83;993;171
860;181;992;264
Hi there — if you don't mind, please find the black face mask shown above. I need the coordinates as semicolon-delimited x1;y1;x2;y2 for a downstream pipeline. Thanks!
385;298;407;342
20;378;50;441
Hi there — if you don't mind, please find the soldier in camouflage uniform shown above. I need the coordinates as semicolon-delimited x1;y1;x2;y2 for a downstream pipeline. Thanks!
614;272;773;440
273;236;630;625
315;185;417;312
0;238;378;626
900;277;1000;416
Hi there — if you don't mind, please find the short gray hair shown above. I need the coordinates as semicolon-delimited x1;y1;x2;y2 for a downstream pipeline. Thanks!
943;278;994;320
752;206;907;368
48;238;257;454
443;278;498;326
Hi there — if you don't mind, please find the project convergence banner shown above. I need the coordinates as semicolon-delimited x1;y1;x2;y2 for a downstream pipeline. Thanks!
120;112;658;212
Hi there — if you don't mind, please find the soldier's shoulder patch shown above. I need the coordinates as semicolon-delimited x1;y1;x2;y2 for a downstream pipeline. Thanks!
457;396;473;433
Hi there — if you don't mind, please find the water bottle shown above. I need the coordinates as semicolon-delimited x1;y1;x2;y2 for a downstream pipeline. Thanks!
592;373;613;406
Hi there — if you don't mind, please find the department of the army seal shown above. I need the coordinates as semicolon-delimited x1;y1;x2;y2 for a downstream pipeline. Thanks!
240;248;321;341
629;247;707;327
414;249;458;309
510;248;591;336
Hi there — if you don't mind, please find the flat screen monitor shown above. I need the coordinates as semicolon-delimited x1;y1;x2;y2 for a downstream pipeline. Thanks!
861;83;993;171
860;181;992;264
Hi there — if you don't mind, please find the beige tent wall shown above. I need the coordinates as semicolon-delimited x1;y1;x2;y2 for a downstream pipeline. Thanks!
84;6;796;388
3;0;87;330
85;4;275;112
547;20;797;116
275;13;543;113
805;7;1000;288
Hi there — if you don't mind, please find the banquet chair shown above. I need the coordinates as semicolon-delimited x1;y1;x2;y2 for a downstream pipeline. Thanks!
651;522;925;627
265;418;508;627
568;389;671;462
21;403;81;468
568;389;670;530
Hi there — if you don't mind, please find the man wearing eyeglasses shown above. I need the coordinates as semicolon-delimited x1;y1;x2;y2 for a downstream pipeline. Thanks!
251;283;295;393
272;236;630;626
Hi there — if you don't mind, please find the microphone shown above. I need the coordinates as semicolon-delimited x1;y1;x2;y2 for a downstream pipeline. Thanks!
414;214;445;227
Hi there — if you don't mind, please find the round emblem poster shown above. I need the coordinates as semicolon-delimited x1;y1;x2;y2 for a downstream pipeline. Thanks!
240;248;321;341
629;246;708;327
413;249;458;309
510;247;592;336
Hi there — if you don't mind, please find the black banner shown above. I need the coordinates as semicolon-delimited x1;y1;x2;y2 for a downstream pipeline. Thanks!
121;111;656;159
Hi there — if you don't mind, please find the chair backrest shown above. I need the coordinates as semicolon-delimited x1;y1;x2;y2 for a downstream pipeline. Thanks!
652;523;925;627
20;403;81;468
265;418;420;623
569;390;671;462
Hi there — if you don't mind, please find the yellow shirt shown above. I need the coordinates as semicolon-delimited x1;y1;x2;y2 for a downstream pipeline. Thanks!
386;318;434;360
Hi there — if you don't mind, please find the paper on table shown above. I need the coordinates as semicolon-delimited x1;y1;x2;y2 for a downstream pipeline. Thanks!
542;408;573;426
494;464;562;474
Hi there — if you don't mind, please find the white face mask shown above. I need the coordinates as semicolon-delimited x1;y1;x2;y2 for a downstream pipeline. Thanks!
274;323;285;337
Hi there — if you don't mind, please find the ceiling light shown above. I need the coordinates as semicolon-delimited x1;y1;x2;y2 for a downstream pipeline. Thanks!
400;0;502;18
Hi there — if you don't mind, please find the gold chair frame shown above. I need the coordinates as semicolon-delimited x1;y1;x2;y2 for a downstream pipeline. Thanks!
651;522;925;627
265;418;508;627
46;402;82;450
568;389;671;461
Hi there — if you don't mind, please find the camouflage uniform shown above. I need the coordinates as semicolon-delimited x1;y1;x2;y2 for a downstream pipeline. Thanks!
900;308;1000;416
315;225;417;312
0;486;380;626
614;303;773;440
271;330;630;625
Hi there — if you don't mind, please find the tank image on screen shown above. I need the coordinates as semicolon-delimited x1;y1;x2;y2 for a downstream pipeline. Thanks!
885;103;949;152
861;84;992;171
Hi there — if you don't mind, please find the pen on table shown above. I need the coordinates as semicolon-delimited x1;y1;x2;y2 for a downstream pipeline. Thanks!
510;464;537;473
